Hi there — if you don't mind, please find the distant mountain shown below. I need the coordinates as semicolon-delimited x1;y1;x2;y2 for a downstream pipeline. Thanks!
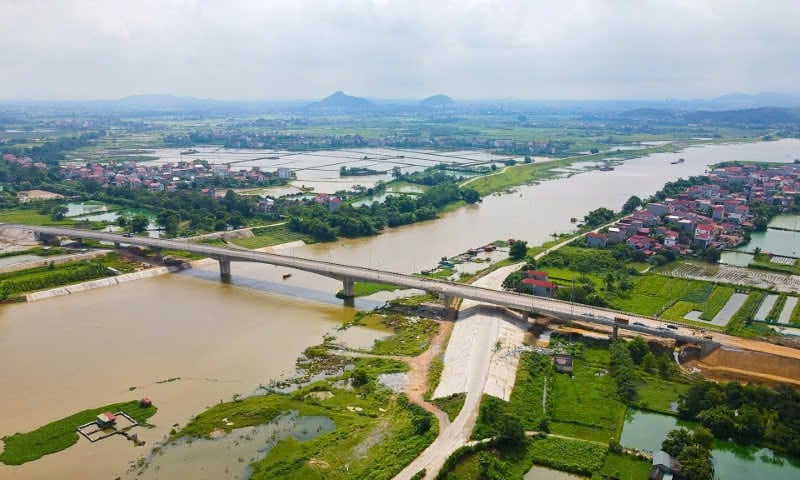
684;107;800;125
306;91;374;111
421;94;453;108
709;92;800;109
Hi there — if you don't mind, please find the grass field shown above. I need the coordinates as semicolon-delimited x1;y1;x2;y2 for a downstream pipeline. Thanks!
0;208;76;226
335;281;400;298
612;275;717;317
0;400;157;465
230;224;314;249
631;372;691;414
548;347;627;443
657;285;734;322
596;452;652;480
792;298;800;325
369;315;439;356
0;253;137;298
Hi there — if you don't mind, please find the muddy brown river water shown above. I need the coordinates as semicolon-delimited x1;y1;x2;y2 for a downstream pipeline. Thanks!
1;139;798;479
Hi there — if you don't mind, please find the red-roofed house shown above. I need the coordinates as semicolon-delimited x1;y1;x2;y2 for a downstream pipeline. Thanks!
524;270;549;281
522;278;557;298
586;232;608;248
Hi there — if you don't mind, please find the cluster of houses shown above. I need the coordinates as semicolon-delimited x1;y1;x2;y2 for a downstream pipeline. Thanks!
56;160;293;194
584;163;799;256
1;153;47;169
521;270;558;297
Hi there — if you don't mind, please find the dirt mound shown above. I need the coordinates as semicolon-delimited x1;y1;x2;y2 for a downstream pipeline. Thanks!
688;347;800;386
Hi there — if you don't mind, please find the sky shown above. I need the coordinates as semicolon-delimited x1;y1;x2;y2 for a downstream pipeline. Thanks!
1;0;799;101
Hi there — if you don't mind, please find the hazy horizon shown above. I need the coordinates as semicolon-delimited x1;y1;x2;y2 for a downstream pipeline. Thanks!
2;0;799;101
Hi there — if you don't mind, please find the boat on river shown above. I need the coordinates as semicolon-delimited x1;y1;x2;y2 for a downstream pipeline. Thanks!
282;273;292;280
671;158;685;164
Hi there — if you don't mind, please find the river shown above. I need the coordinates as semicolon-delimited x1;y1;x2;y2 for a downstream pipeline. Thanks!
621;409;800;480
1;139;799;479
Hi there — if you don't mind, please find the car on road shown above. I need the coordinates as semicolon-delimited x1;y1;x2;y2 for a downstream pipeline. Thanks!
122;233;133;238
666;324;679;330
632;321;646;327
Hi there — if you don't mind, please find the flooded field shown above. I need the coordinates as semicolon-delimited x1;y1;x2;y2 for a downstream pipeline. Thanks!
127;412;335;479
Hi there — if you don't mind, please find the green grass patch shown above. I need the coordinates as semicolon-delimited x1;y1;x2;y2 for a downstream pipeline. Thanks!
766;294;788;322
699;286;735;320
160;249;206;260
595;452;653;480
507;353;551;431
414;267;455;280
426;354;444;400
792;298;800;325
370;316;439;357
548;347;627;443
525;436;608;476
630;373;691;415
231;224;313;249
0;208;76;226
431;393;466;422
0;400;157;465
0;253;136;298
612;275;714;317
335;281;399;298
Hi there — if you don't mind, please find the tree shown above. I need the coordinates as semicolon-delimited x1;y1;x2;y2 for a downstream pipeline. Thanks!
509;240;528;260
641;352;658;373
490;163;497;171
502;271;523;291
657;354;674;378
50;205;68;221
524;156;532;164
678;445;715;480
462;187;480;204
627;336;649;365
702;247;721;264
497;414;525;448
130;214;149;233
590;148;600;154
621;195;642;214
351;368;368;387
156;211;180;236
661;428;693;457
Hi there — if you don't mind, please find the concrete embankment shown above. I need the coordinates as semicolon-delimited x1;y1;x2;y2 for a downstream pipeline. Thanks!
0;250;110;274
24;258;216;302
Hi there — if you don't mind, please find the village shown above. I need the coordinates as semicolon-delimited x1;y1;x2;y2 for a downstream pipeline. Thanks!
584;162;800;257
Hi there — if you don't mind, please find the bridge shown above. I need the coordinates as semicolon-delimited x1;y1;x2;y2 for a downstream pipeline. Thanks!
1;224;716;346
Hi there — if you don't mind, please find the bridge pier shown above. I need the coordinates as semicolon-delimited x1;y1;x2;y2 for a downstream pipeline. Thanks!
341;277;355;298
219;258;231;279
611;325;619;340
114;242;121;249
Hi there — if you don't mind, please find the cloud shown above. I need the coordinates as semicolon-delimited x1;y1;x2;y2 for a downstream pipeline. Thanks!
1;0;798;100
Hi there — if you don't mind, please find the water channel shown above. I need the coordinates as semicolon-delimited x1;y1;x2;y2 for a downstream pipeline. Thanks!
1;139;799;479
621;409;800;480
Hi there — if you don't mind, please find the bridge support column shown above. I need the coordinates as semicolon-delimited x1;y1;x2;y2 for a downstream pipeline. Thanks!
219;258;231;279
341;277;355;298
442;295;459;320
522;311;530;323
114;242;121;249
152;247;163;260
611;325;619;340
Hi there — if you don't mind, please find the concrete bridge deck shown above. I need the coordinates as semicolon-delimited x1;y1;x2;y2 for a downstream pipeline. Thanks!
1;224;712;344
